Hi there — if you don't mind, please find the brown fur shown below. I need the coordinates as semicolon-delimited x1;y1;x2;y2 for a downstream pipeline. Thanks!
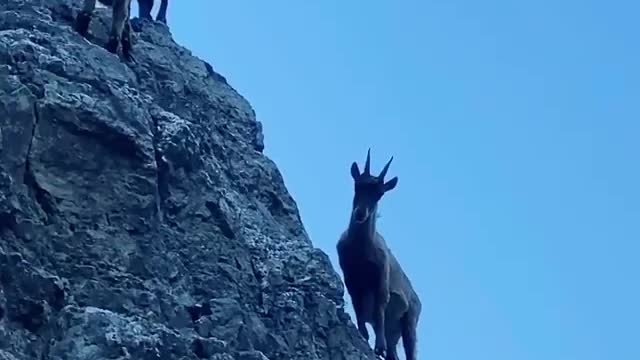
336;149;421;360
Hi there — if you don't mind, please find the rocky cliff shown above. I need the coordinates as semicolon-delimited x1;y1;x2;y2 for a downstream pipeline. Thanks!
0;1;376;359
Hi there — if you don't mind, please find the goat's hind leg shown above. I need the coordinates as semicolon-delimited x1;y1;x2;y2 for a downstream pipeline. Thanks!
400;311;418;360
384;325;401;360
75;0;97;36
106;0;130;55
137;0;154;20
156;0;168;23
372;290;390;357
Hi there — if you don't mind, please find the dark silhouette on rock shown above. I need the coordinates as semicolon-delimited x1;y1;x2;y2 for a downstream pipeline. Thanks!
0;0;377;359
337;150;422;360
138;0;169;24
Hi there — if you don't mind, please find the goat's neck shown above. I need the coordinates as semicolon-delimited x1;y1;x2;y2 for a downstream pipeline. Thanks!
347;209;377;246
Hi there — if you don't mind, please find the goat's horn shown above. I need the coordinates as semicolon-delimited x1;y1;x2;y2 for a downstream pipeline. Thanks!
364;148;371;175
379;156;393;179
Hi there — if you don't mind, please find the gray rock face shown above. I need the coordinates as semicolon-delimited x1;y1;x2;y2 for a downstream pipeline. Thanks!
0;1;375;359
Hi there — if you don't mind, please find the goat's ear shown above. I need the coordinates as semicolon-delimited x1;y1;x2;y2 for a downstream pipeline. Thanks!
350;162;360;180
384;177;398;192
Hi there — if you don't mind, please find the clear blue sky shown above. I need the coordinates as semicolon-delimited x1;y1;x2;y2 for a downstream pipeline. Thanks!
137;1;639;359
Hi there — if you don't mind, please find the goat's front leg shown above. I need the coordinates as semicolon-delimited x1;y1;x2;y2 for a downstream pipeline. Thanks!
373;265;390;356
350;293;369;341
373;290;389;356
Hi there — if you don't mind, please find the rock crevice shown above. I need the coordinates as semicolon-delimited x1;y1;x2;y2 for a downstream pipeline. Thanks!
0;0;375;359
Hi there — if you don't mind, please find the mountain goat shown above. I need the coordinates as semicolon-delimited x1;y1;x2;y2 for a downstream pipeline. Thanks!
336;149;422;360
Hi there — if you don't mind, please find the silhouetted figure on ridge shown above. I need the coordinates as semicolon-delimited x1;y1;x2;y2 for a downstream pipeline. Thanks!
336;149;422;360
138;0;169;24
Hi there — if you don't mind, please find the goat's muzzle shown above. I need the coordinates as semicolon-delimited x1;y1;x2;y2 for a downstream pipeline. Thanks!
353;207;369;223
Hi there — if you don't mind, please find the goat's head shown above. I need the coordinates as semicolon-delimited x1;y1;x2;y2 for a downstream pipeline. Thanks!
349;149;398;224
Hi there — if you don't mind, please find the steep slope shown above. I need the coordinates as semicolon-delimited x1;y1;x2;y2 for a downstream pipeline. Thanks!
0;1;375;359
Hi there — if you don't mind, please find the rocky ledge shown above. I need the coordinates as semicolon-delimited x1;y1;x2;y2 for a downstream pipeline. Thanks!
0;0;375;359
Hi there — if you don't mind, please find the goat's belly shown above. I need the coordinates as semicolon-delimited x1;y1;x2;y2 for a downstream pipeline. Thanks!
345;264;382;291
385;291;409;322
359;292;407;323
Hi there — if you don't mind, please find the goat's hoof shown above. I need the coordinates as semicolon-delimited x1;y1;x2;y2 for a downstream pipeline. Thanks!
105;37;119;54
156;16;167;24
374;343;386;357
75;12;91;36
